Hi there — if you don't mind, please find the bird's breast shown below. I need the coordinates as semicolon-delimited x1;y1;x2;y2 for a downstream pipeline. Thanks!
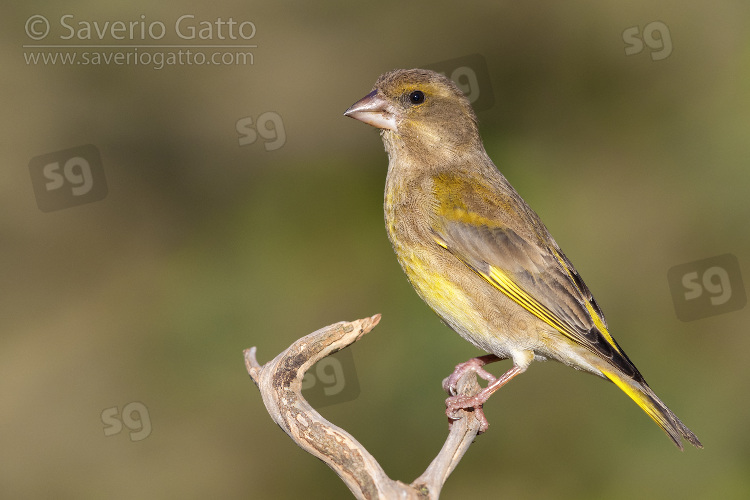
383;165;511;355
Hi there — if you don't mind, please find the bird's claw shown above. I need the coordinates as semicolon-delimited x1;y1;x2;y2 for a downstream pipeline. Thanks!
446;394;490;434
442;356;498;396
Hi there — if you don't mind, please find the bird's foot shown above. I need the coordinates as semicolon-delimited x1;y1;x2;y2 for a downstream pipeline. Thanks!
446;394;491;433
443;362;527;435
442;354;501;396
442;354;501;434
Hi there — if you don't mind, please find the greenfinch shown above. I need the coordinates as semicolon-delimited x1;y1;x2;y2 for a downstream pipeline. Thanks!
344;68;702;450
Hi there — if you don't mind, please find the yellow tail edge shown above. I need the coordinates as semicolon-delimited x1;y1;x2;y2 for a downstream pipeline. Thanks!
601;369;703;451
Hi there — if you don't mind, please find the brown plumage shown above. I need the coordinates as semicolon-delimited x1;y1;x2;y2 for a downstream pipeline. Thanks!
345;69;701;450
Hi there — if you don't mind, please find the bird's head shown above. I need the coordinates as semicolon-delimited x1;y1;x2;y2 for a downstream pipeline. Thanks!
345;69;481;157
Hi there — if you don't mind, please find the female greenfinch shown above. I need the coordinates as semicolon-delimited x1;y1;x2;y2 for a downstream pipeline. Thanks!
345;68;701;450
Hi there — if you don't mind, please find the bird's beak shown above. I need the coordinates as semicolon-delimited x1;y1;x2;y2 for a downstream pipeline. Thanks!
344;90;398;131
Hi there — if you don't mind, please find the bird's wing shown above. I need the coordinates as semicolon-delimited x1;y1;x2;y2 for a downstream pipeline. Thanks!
432;208;644;382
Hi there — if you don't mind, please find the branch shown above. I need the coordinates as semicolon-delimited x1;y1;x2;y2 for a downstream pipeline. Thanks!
245;315;484;499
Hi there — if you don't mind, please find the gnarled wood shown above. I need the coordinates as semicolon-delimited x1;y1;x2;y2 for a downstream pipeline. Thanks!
245;315;485;499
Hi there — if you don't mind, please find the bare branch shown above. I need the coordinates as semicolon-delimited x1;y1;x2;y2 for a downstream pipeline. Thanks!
413;373;482;494
245;315;485;499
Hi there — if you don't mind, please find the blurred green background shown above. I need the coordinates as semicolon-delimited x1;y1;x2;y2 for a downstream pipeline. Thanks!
2;0;749;498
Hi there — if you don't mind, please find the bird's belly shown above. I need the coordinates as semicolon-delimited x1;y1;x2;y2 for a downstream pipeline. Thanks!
394;243;548;360
384;180;549;362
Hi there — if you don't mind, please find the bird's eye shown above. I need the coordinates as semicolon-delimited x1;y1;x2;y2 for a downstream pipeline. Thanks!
408;90;425;104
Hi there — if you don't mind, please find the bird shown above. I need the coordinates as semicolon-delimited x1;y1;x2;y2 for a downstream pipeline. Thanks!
343;68;702;450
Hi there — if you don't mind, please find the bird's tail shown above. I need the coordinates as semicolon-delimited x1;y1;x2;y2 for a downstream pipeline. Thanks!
600;368;702;450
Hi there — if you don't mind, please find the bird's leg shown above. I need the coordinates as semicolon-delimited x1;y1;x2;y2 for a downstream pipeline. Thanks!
445;363;526;434
442;354;503;395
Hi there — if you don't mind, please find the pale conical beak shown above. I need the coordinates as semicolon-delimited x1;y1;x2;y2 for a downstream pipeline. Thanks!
344;90;398;131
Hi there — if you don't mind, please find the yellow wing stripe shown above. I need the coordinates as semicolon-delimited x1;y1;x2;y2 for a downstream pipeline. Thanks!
549;248;623;356
487;266;580;341
584;301;619;351
435;233;617;357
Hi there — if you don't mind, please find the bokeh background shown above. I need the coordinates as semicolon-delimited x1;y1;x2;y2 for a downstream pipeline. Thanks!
3;1;749;498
